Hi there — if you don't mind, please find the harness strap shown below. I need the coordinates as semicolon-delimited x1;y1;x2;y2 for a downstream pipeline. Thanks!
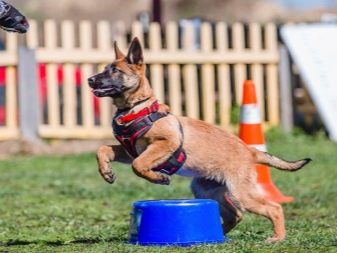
116;101;159;124
113;111;167;157
112;100;187;175
152;145;186;175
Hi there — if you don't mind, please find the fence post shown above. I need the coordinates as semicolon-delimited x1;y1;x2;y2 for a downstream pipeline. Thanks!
279;44;294;132
18;47;41;141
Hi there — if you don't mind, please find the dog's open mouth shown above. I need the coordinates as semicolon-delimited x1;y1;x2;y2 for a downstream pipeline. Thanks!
92;87;117;97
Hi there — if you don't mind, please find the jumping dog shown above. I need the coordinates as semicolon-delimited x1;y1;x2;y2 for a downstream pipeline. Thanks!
88;37;311;243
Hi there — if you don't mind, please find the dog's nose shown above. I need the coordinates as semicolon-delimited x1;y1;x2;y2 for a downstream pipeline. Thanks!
88;77;97;87
88;77;95;83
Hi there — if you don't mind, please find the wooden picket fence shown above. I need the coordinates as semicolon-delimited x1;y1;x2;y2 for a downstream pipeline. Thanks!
0;32;19;140
0;20;280;140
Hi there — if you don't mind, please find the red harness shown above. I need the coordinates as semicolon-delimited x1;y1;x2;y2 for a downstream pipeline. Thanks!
112;100;186;175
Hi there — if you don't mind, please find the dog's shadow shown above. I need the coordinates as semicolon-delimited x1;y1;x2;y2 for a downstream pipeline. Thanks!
1;236;126;247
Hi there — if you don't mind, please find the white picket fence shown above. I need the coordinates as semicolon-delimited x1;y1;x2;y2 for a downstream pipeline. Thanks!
0;20;280;140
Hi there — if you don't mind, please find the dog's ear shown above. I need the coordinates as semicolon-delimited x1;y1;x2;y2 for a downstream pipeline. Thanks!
126;37;143;65
114;41;125;60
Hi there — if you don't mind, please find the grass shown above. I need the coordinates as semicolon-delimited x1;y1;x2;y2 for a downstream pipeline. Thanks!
0;129;336;252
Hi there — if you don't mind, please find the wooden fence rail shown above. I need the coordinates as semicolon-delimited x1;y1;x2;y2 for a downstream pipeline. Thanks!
0;20;280;140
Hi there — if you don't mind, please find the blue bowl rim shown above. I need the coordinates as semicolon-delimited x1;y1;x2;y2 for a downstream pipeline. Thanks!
133;199;218;207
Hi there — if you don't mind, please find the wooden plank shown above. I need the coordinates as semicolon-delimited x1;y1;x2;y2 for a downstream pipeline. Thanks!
250;23;265;121
234;65;245;105
149;22;164;102
39;125;112;139
251;64;264;120
182;22;199;119
0;128;19;140
80;64;94;128
61;20;76;128
4;33;18;137
0;52;16;65
5;30;17;51
5;67;17;129
45;20;58;48
266;64;279;126
79;20;92;50
200;22;215;124
112;21;127;51
131;21;144;45
26;19;38;48
232;23;246;105
44;20;60;128
216;22;231;127
79;21;94;129
97;21;111;51
166;21;182;115
265;23;279;126
34;49;279;64
45;65;59;127
265;23;277;51
97;21;112;128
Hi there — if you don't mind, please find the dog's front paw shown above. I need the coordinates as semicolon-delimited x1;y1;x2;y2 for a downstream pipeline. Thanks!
154;173;170;185
100;169;116;184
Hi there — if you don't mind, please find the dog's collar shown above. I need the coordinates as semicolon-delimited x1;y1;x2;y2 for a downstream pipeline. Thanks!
116;100;160;124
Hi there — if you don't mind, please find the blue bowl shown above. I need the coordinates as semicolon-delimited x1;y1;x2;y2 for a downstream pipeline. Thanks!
129;199;227;246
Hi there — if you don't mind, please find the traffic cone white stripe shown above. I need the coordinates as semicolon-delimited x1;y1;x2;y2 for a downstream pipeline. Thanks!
239;104;261;124
249;144;267;152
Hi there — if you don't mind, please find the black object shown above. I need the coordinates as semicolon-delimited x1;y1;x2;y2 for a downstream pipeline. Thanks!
0;0;29;33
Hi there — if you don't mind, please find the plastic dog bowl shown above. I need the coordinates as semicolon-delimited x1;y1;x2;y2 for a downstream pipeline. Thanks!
129;199;226;246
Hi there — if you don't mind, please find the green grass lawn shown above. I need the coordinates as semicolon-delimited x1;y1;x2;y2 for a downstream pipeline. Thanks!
0;129;336;253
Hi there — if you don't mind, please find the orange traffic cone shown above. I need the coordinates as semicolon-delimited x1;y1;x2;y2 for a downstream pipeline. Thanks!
239;80;294;203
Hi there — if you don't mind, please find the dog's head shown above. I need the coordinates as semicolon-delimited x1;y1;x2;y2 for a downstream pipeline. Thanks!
0;2;29;33
88;37;149;100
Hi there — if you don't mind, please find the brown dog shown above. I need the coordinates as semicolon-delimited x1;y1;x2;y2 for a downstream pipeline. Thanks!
88;37;311;243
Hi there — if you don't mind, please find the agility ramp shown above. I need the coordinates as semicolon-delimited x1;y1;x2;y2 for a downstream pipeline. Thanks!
281;24;337;142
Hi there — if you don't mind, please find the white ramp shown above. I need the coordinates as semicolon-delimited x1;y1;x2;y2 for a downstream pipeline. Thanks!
281;24;337;142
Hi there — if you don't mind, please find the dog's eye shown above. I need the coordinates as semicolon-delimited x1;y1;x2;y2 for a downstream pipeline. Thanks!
111;67;118;73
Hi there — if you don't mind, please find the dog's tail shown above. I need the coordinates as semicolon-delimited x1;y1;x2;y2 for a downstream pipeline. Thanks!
251;147;312;171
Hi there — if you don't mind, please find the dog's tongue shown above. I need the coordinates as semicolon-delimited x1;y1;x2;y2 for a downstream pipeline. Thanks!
92;89;106;97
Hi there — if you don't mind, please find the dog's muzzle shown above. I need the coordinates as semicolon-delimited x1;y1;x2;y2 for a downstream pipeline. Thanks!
88;76;123;97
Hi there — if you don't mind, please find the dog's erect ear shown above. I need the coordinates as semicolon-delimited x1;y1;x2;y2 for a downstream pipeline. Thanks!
114;41;125;60
126;37;143;65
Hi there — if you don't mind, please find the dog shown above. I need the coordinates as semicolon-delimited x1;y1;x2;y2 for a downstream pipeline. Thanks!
88;37;311;243
0;0;29;33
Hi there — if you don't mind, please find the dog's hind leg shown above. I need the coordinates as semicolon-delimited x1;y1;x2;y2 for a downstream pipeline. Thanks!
241;194;285;243
96;145;132;184
232;172;286;243
191;178;242;234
